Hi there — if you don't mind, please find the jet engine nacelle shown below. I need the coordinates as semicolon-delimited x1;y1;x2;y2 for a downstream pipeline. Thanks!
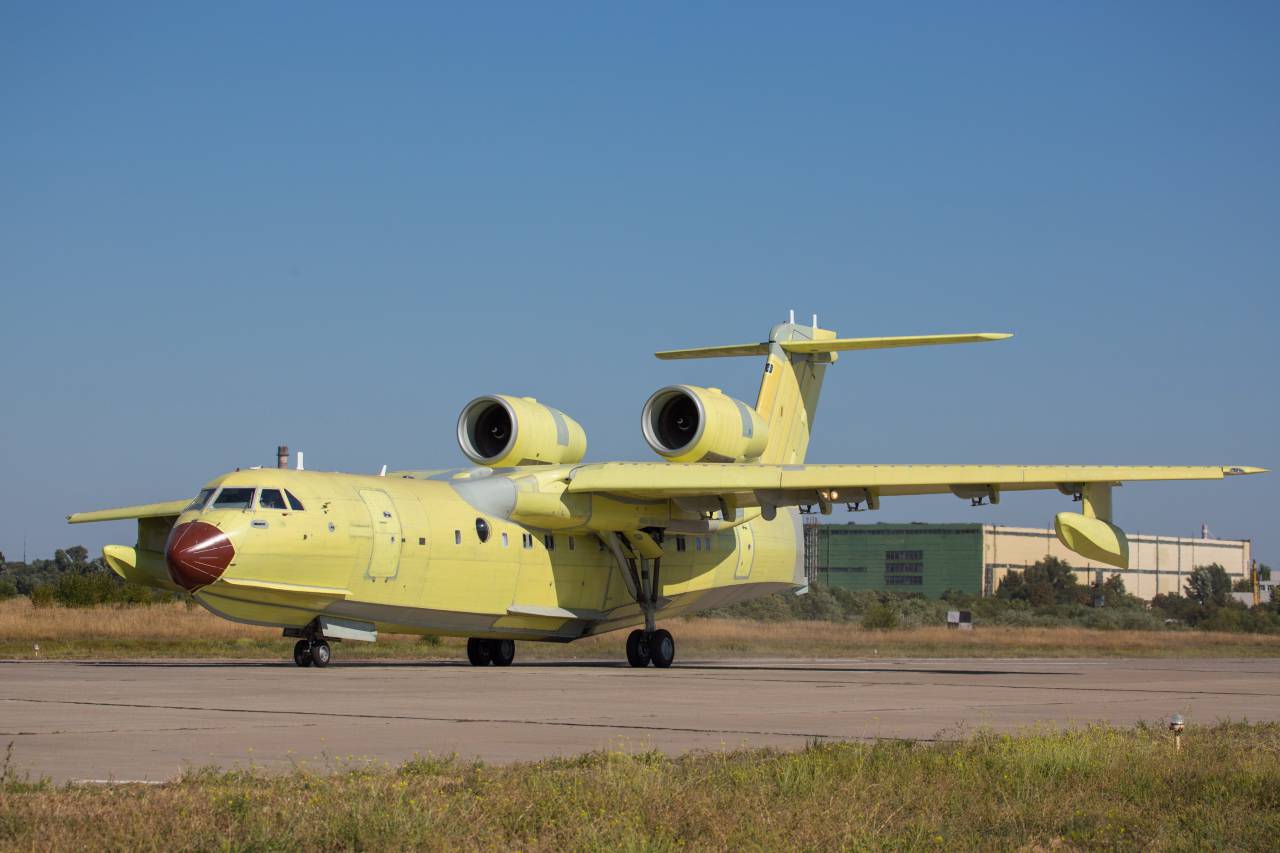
457;395;587;467
641;385;768;463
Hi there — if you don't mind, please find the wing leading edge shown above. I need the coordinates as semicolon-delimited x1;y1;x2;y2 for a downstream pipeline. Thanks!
566;463;1264;501
67;499;190;524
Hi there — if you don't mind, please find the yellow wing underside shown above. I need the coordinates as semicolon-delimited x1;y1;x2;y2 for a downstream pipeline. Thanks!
566;463;1265;502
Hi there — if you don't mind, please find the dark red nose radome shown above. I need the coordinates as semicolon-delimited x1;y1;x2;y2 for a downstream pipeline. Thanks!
165;521;235;591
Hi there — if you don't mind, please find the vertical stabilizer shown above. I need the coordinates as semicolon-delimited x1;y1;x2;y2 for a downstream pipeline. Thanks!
755;321;837;464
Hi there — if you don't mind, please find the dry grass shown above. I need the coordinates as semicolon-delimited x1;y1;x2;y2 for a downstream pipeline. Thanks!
3;723;1278;850
1;598;1277;660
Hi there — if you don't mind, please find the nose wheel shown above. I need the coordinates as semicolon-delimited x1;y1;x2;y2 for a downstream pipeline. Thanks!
292;639;332;668
626;628;674;668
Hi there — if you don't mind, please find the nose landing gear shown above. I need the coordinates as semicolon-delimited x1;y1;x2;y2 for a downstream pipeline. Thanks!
292;638;332;668
466;638;516;666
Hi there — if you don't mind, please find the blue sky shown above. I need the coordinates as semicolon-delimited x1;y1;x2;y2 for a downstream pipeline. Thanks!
2;2;1275;566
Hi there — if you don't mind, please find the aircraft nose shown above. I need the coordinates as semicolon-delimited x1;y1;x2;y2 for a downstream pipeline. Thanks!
165;521;235;591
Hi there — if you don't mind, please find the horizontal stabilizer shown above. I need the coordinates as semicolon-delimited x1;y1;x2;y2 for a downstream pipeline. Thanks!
780;333;1011;354
655;333;1010;360
655;342;771;360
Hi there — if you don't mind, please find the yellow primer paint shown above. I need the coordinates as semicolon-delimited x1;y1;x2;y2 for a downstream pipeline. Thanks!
67;320;1264;652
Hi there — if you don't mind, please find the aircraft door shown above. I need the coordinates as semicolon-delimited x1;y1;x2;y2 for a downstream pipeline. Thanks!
359;489;402;579
734;523;755;579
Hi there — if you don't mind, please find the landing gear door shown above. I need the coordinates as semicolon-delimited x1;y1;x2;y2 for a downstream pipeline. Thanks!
734;523;755;579
359;489;402;579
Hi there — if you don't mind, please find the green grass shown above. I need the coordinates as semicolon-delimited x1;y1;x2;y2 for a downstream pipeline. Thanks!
2;723;1277;850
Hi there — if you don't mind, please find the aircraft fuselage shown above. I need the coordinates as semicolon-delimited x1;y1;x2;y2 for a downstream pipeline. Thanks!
151;467;804;644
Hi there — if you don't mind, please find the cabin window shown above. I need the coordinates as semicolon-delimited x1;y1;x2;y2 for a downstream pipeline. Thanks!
258;489;287;510
186;489;214;511
543;533;555;550
454;530;462;545
522;533;533;549
501;532;509;547
597;538;606;551
285;490;305;511
568;536;575;551
213;488;255;510
475;518;491;543
675;536;686;552
694;537;701;552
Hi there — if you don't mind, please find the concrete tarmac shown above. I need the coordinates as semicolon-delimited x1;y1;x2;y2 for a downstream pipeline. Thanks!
2;657;1277;783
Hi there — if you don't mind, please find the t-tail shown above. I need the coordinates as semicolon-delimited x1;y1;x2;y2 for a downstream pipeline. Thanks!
655;313;1012;464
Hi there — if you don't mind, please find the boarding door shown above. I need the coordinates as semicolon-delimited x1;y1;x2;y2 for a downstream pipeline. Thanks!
359;489;402;579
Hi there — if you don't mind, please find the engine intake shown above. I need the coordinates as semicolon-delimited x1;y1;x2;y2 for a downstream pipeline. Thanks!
641;385;768;463
457;395;587;467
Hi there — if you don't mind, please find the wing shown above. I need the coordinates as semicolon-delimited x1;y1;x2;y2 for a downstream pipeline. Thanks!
67;499;190;524
566;462;1265;504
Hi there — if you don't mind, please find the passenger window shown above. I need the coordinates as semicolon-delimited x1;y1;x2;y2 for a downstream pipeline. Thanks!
676;536;686;552
522;533;533;549
258;489;287;510
544;533;555;550
186;489;214;511
213;488;255;510
285;490;305;511
454;530;461;545
502;532;509;548
568;537;575;551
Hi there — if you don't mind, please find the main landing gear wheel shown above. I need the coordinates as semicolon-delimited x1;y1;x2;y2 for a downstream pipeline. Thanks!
467;638;516;666
466;637;494;666
649;629;675;668
310;640;332;668
490;639;516;667
293;639;313;668
626;629;651;668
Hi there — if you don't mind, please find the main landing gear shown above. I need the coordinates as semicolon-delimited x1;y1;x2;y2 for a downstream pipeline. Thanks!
600;531;676;670
466;638;516;666
626;628;675;668
292;638;332;668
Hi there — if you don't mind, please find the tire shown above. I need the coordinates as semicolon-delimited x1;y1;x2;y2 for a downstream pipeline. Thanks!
649;629;675;669
310;640;332;668
466;637;493;666
489;639;516;667
625;629;651;668
293;639;313;668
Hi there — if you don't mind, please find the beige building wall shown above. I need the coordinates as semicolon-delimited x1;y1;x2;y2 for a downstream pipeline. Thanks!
982;525;1251;600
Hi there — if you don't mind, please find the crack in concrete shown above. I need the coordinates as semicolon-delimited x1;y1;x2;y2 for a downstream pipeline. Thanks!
3;697;919;742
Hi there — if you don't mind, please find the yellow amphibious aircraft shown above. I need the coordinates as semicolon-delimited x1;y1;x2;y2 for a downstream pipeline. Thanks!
70;316;1264;669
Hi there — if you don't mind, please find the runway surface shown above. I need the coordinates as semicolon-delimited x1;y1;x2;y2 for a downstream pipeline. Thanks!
2;657;1278;782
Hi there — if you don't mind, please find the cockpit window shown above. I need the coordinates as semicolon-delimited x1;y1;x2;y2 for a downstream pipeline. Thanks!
258;489;287;510
285;490;305;511
212;487;255;510
186;489;214;511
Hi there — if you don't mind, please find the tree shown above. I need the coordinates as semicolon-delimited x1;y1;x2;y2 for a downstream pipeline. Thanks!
995;571;1027;601
1098;573;1134;606
996;558;1083;605
1185;564;1232;608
